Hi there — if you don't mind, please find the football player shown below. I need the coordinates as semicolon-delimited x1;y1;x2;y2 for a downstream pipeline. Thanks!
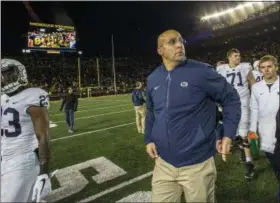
1;59;52;202
217;48;256;180
252;60;263;82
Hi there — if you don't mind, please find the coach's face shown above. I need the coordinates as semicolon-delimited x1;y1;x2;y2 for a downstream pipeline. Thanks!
259;61;277;80
157;31;186;63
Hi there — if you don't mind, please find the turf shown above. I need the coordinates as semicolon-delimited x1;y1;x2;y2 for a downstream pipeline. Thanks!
48;94;278;203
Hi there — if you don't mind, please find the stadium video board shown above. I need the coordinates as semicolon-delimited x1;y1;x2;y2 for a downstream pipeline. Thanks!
27;22;76;50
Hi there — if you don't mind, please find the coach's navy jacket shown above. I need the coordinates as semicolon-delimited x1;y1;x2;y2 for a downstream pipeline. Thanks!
144;59;241;167
132;89;146;106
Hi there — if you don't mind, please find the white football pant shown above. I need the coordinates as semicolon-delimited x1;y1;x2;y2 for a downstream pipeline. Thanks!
237;99;250;138
1;152;40;202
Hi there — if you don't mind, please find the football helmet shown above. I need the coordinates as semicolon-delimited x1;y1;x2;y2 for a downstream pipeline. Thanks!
1;58;28;94
253;60;260;71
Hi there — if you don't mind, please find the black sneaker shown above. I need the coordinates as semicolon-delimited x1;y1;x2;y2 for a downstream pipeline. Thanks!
244;161;255;180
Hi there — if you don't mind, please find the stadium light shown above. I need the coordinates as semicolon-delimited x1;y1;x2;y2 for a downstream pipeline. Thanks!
201;2;259;21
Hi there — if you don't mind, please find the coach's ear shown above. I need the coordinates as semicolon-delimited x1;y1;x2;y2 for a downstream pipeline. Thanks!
157;47;163;56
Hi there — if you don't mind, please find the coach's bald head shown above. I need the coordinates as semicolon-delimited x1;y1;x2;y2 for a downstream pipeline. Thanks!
157;30;181;48
157;30;186;70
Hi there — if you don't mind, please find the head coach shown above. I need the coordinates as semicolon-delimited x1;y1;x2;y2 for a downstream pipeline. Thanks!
144;30;241;202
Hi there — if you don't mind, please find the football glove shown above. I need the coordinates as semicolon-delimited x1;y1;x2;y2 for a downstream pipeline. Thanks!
32;170;58;202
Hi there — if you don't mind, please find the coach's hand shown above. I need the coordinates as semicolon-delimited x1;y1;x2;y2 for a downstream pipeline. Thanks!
146;142;158;159
217;137;232;162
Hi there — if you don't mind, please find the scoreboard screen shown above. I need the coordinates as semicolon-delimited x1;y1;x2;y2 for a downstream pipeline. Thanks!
27;22;76;50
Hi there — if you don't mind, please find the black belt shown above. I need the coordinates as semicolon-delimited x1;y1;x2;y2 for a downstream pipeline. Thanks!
33;148;39;160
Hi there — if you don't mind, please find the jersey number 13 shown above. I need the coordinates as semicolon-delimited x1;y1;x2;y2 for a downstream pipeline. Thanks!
1;108;22;137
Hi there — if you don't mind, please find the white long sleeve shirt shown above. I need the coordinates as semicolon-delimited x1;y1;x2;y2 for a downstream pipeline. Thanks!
250;76;279;154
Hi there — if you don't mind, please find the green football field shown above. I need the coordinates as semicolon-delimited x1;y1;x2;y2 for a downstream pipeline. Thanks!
47;94;278;203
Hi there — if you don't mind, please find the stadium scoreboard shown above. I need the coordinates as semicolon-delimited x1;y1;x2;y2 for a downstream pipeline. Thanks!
27;22;76;53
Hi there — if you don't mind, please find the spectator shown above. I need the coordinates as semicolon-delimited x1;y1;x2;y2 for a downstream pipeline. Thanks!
60;87;78;134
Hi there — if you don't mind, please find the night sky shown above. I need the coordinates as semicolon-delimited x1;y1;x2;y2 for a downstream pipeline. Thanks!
1;1;238;57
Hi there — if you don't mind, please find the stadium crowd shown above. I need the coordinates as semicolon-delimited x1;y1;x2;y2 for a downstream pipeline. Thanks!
1;20;279;98
211;3;279;31
1;2;280;202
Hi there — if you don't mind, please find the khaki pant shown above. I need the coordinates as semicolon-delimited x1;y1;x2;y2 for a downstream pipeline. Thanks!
134;105;146;133
152;156;217;202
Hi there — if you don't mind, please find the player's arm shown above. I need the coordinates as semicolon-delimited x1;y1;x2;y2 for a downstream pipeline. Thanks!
247;63;256;87
29;101;53;203
27;106;51;175
247;70;256;87
249;85;258;133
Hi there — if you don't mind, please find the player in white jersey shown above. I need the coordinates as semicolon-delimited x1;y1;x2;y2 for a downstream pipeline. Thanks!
216;48;256;180
1;58;52;202
252;60;263;82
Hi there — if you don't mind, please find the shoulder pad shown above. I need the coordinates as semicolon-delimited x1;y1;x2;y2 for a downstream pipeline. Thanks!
24;88;50;109
241;62;253;71
216;64;225;71
241;62;251;66
1;94;9;105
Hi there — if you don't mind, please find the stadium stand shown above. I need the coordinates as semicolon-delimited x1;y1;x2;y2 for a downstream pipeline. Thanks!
1;2;279;100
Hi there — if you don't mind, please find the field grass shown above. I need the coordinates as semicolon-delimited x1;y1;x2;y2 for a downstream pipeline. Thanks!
47;94;278;203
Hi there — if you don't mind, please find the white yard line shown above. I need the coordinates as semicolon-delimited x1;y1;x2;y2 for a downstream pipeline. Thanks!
78;171;153;202
51;122;135;142
54;109;133;123
50;97;130;104
50;104;130;116
48;101;129;113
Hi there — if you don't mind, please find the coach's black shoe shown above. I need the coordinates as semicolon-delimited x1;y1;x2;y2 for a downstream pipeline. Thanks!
244;161;255;180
